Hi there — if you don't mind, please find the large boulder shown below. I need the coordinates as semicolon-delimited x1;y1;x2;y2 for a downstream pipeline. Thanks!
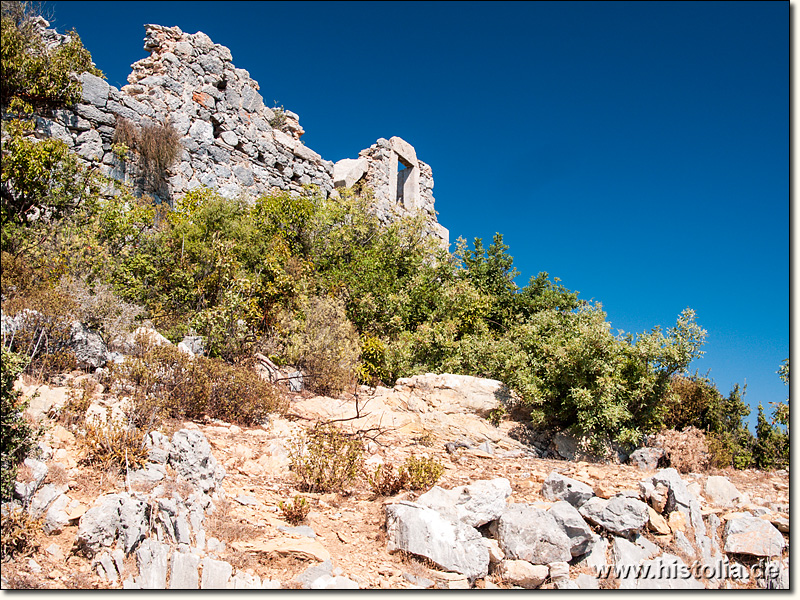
548;501;597;557
393;373;514;417
490;504;572;565
723;516;786;557
385;501;489;581
578;495;649;538
332;157;368;188
417;478;511;528
541;472;594;507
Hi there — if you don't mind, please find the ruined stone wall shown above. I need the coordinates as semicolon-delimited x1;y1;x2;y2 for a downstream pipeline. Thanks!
26;22;448;245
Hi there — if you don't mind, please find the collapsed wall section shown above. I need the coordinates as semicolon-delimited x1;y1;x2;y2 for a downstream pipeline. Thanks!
25;21;448;244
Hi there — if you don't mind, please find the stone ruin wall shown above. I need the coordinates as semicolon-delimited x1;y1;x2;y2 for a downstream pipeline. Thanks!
26;22;448;245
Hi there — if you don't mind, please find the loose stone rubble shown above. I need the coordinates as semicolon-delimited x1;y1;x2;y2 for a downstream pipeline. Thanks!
2;324;790;590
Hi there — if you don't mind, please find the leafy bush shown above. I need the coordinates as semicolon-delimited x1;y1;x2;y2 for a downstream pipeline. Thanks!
357;334;389;385
367;462;407;497
1;120;95;233
1;1;103;113
282;296;361;396
752;403;788;471
288;424;363;493
1;349;38;500
279;495;310;524
399;456;444;491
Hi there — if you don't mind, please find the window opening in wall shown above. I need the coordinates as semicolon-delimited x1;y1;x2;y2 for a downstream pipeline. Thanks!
396;157;413;205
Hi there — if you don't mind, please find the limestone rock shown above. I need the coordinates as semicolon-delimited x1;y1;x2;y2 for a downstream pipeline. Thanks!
704;476;742;507
169;551;201;589
200;557;232;589
648;506;671;535
70;321;110;369
628;447;664;470
547;500;597;556
14;458;48;504
497;560;548;589
723;516;786;557
541;471;594;508
579;495;649;537
333;157;368;188
490;504;572;565
80;73;110;107
385;501;489;581
393;373;513;417
416;478;511;528
134;538;170;589
168;429;224;493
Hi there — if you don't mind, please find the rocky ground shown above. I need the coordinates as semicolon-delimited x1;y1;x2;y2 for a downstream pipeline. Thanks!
1;369;790;590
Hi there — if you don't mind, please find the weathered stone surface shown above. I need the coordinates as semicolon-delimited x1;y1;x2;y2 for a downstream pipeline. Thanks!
393;373;513;417
80;73;110;107
14;458;48;503
333;157;368;188
628;447;664;470
547;500;596;556
42;492;72;534
723;516;786;557
647;506;670;535
135;538;170;589
200;557;232;589
640;469;706;546
169;429;223;492
416;478;511;528
77;495;124;556
169;551;200;589
704;476;742;507
28;483;68;518
617;553;704;590
612;536;651;567
385;501;489;580
579;495;649;537
491;504;572;565
230;538;330;562
70;321;110;368
497;560;548;589
541;472;594;507
575;536;608;575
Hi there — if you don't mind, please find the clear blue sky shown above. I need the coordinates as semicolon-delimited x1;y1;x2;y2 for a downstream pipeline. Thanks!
47;1;789;430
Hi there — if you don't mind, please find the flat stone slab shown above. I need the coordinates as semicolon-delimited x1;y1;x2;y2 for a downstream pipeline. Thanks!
723;516;786;557
231;538;331;562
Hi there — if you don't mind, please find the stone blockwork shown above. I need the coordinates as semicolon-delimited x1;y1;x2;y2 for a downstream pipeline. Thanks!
335;137;449;246
28;20;448;244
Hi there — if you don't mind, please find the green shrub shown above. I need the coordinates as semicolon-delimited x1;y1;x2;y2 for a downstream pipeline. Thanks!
288;424;363;493
1;1;103;113
1;349;38;500
399;456;444;491
282;296;361;396
367;462;407;497
279;495;310;524
357;333;389;385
